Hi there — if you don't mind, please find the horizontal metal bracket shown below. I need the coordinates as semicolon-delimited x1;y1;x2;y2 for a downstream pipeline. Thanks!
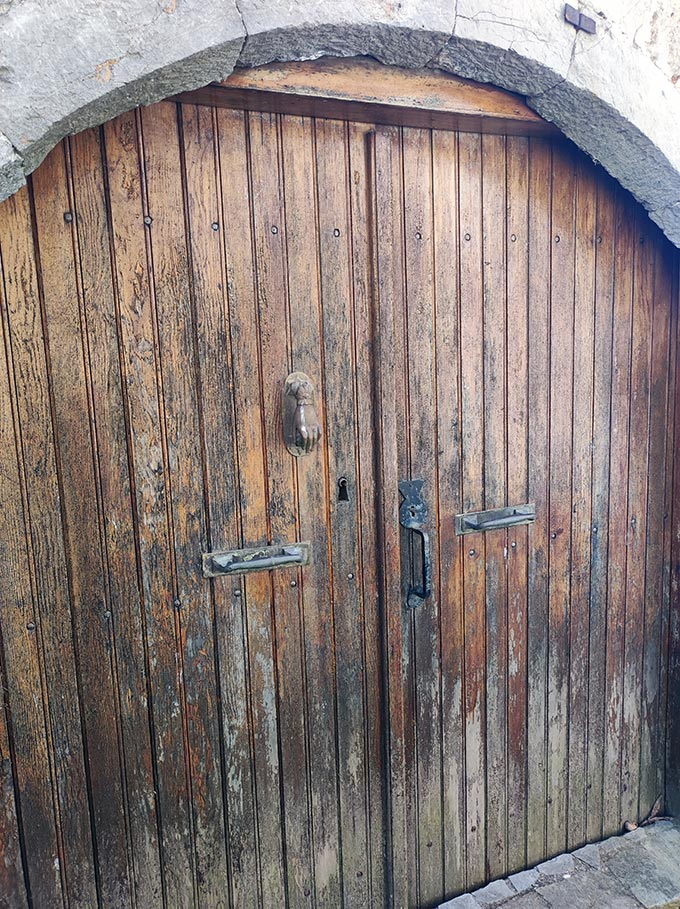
455;504;536;535
203;542;311;578
564;4;596;34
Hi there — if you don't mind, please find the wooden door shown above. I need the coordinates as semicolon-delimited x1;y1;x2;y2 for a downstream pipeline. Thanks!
0;60;677;909
370;123;677;908
0;102;388;908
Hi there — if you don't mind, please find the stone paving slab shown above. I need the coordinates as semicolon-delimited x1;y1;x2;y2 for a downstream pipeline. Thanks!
537;869;642;909
599;825;680;908
437;821;680;909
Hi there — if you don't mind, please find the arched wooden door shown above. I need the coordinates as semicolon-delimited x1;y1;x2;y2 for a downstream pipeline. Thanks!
0;59;677;909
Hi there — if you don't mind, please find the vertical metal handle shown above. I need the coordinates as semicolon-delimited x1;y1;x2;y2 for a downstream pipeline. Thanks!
398;479;432;609
406;526;431;609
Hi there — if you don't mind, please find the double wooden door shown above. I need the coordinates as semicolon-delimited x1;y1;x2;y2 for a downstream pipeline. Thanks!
0;75;676;909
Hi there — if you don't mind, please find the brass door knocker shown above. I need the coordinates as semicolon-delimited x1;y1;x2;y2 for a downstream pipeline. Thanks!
282;372;322;456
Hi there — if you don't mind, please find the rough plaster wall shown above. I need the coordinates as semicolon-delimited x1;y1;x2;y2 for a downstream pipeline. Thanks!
1;0;680;246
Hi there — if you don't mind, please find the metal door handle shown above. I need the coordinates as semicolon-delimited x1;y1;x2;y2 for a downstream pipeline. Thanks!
406;526;431;608
202;543;311;578
454;503;535;535
398;479;432;609
216;547;304;573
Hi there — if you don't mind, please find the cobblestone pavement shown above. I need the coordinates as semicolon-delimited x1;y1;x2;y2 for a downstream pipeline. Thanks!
439;821;680;909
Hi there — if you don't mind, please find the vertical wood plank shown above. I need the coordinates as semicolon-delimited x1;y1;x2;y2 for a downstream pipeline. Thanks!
70;125;163;907
482;132;508;880
567;159;596;849
348;119;387;909
505;135;529;876
402;125;444;905
104;109;196;908
603;197;635;836
658;251;677;808
620;218;654;825
182;100;255;909
141;100;230;905
664;256;680;817
526;138;552;866
373;124;410;908
0;247;49;909
586;179;616;844
0;665;27;909
315;115;371;906
458;131;486;889
546;145;575;857
217;106;287;908
280;112;344;909
639;239;672;818
432;128;466;897
32;142;133;908
248;108;313;908
0;185;97;908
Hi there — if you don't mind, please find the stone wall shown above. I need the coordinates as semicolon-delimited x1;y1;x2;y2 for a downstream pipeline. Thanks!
1;1;680;245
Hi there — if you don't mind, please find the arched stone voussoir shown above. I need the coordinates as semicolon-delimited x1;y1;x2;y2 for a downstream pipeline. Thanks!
0;132;24;202
235;1;457;69
2;0;680;249
0;0;246;180
435;5;680;247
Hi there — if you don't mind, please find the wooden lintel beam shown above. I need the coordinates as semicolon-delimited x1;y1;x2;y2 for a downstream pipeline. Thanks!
172;56;561;138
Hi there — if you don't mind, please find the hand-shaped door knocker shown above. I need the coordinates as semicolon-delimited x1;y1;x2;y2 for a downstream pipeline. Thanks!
282;372;322;456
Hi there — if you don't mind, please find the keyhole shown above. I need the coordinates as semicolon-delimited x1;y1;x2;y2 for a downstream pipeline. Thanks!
338;477;349;502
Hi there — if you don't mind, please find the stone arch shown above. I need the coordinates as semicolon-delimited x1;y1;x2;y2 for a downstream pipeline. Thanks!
2;1;680;245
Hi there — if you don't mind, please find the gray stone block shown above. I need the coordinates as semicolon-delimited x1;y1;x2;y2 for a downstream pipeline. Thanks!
473;878;515;905
601;829;680;907
650;200;680;246
537;869;642;909
508;868;540;893
237;0;456;69
439;893;480;909
572;843;601;870
0;0;246;173
438;1;575;96
537;853;576;877
504;894;547;909
0;132;24;200
530;22;680;232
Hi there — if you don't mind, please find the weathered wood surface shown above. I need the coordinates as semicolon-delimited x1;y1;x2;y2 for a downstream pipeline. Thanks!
0;82;677;909
174;57;561;139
